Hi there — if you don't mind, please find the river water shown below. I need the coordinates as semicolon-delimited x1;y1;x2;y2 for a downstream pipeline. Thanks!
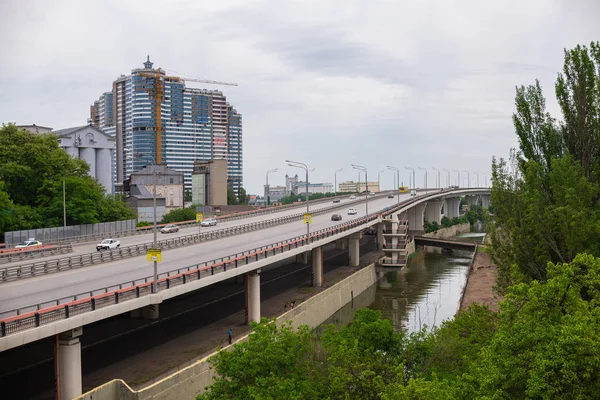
323;243;482;333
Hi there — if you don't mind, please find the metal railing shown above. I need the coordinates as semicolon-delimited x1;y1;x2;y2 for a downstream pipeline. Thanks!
0;195;379;282
0;245;73;264
0;189;487;337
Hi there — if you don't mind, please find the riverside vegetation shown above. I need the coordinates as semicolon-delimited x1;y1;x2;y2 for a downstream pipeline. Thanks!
198;42;600;399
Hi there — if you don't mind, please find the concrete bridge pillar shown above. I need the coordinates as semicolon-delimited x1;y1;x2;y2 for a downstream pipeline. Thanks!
425;200;443;224
312;246;323;287
348;232;361;267
376;223;384;250
245;270;261;324
130;304;160;320
481;195;490;209
296;251;309;264
444;197;461;219
335;239;347;250
467;195;479;208
407;203;426;231
57;327;83;400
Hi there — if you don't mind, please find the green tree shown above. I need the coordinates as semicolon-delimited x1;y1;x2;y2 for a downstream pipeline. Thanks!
227;186;238;205
184;189;192;202
238;187;248;205
198;319;324;400
161;205;197;224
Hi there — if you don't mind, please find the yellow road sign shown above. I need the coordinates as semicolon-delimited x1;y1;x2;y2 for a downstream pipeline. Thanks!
303;213;312;224
147;248;162;262
196;212;204;222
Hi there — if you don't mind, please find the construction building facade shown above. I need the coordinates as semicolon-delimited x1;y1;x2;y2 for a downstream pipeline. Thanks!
90;57;242;197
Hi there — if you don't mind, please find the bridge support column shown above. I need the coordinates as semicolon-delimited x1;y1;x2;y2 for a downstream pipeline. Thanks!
57;327;83;400
348;233;361;267
335;239;347;250
312;246;323;287
481;195;490;209
407;203;426;231
130;304;159;320
296;251;309;264
376;223;384;250
467;195;479;208
444;197;461;219
426;200;443;224
245;270;261;324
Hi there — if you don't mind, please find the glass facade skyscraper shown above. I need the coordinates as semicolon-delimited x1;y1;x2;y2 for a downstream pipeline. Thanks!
90;57;243;196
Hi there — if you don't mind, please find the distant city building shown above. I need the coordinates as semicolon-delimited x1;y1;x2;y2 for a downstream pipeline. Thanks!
285;174;298;193
17;124;53;134
191;159;228;206
338;181;380;193
295;181;334;194
122;164;184;222
90;56;242;196
265;185;288;202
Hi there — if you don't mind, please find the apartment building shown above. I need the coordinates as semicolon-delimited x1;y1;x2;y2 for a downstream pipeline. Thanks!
338;181;380;193
90;57;243;196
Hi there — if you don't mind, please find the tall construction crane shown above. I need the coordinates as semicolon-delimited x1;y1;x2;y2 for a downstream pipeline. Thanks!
137;64;237;165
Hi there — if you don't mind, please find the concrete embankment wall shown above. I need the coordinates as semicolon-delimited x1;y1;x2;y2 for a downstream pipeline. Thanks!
423;222;470;239
75;264;379;400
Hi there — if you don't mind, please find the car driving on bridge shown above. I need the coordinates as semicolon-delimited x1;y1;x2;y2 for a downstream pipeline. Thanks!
388;193;394;198
349;195;356;200
201;218;218;227
347;208;357;215
160;224;179;234
96;239;120;251
331;213;342;221
15;239;43;248
333;198;341;203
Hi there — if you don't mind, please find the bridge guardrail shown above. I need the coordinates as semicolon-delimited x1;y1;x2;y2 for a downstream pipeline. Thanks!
0;245;73;264
0;194;382;283
0;188;485;337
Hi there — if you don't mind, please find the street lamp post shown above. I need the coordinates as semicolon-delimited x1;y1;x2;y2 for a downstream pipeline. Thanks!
454;170;461;188
432;167;441;189
377;170;385;193
387;166;400;205
483;174;487;188
404;166;415;191
334;168;343;194
443;168;450;188
352;165;368;216
266;168;277;206
473;172;479;188
286;160;311;239
63;177;67;229
418;167;428;193
463;170;470;188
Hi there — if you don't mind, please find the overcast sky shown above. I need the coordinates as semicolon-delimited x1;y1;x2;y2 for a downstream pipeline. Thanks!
1;0;599;194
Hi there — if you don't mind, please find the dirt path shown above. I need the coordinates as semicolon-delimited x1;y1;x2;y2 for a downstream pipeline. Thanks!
460;248;502;312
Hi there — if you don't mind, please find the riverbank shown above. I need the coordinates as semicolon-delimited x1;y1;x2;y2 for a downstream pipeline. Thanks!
459;247;502;312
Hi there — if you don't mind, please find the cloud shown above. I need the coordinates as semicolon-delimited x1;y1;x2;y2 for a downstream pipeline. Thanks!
1;0;599;193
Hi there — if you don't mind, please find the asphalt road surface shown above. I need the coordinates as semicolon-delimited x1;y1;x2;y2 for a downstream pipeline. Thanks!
1;194;407;313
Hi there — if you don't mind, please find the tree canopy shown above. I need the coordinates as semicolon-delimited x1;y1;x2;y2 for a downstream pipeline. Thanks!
490;41;600;286
0;124;135;236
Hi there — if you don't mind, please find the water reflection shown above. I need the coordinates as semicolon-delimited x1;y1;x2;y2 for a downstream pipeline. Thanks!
322;247;473;333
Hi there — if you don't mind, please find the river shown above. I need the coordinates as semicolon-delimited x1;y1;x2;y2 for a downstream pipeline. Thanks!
323;245;478;333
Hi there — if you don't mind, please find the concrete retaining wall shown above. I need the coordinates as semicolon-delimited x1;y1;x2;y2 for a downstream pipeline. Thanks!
75;264;379;400
423;223;470;239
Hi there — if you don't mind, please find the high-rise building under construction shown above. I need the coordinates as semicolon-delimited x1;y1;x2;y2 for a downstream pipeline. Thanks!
90;57;242;196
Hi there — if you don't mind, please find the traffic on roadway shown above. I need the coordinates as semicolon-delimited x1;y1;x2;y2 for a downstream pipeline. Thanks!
0;193;409;314
6;194;383;268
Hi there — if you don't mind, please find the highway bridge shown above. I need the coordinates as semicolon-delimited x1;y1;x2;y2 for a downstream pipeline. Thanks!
0;187;490;399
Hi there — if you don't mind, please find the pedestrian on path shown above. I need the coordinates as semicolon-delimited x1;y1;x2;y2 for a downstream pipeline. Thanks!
284;302;289;311
291;300;296;308
228;328;233;345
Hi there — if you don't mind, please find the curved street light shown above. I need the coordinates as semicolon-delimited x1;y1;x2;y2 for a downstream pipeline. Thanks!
351;164;368;216
443;168;451;188
463;170;470;188
418;166;428;193
286;160;311;239
404;166;415;190
266;168;278;206
377;170;385;192
387;165;400;205
453;170;461;188
432;167;441;189
473;172;479;188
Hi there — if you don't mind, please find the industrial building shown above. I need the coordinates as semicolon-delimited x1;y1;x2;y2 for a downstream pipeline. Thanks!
90;57;242;197
295;181;334;194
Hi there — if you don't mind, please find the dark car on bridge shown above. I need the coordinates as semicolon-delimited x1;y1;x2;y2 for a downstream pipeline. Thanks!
331;214;342;221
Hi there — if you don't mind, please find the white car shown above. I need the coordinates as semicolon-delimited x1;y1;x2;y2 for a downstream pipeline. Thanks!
96;239;120;251
15;239;43;249
349;195;357;200
200;218;218;227
369;192;375;196
347;208;357;215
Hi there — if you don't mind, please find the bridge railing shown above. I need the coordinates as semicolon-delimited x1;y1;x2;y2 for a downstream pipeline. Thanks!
0;188;487;337
0;195;383;282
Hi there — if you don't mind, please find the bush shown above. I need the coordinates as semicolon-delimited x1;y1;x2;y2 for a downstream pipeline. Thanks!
137;221;151;228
